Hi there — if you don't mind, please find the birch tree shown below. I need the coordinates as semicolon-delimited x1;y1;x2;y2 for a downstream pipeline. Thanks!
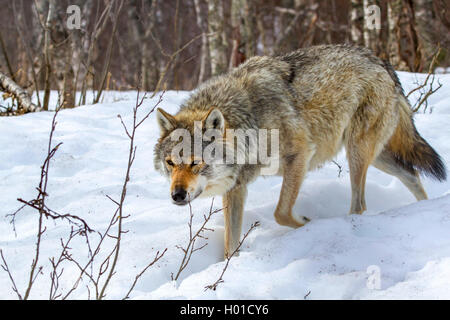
387;0;422;71
207;0;227;76
350;0;364;46
194;0;210;84
363;0;381;55
42;0;55;111
229;0;244;70
414;0;437;70
0;71;40;113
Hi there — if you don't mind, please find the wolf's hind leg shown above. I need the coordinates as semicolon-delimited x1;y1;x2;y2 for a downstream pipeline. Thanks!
223;185;247;259
373;150;428;201
346;98;398;214
346;134;379;214
347;150;370;214
274;150;312;228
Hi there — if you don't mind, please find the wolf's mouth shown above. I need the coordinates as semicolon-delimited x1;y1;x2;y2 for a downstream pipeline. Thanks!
173;200;188;206
188;189;203;202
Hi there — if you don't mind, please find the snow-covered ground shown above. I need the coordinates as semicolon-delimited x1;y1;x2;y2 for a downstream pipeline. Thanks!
1;72;450;300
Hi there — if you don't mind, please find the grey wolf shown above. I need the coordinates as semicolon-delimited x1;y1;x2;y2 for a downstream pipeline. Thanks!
154;44;446;258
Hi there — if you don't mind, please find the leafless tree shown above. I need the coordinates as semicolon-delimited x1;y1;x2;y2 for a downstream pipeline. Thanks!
407;47;443;113
0;0;449;110
350;0;364;45
1;86;170;300
1;102;93;300
194;0;210;84
387;0;422;71
95;88;164;299
42;0;55;111
94;0;124;104
207;0;228;76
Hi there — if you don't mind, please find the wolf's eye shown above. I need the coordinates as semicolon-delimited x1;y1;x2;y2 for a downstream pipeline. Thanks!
166;159;174;166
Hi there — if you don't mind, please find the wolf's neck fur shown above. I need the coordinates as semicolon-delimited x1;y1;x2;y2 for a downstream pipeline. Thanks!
176;69;268;131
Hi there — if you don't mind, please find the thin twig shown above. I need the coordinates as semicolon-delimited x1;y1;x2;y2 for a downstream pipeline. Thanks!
407;46;443;113
150;32;216;98
123;248;168;300
96;88;164;300
49;228;79;300
3;104;94;300
0;249;23;300
205;221;260;291
172;198;223;282
332;160;343;177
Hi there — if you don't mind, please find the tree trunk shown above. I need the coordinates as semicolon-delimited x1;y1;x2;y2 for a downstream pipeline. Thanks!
0;31;16;82
12;1;44;107
387;0;422;71
207;0;227;76
242;0;256;58
80;0;113;105
42;0;55;111
94;0;124;104
256;10;268;55
229;0;244;70
363;0;381;55
274;0;318;53
350;0;364;46
0;71;40;113
194;0;209;84
61;44;76;109
128;0;158;91
414;0;437;69
50;0;76;109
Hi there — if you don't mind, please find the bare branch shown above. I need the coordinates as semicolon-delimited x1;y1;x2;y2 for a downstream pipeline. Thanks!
49;228;79;300
123;248;168;300
332;160;343;177
172;198;223;282
96;87;164;300
150;32;216;98
0;71;40;113
407;46;443;113
205;221;260;291
0;249;23;300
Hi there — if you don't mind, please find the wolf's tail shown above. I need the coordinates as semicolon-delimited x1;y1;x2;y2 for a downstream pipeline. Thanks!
385;95;447;181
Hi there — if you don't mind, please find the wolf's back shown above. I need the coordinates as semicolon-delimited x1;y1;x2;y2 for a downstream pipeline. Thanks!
278;45;446;181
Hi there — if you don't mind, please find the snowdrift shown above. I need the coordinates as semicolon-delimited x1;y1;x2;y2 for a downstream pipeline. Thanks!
1;72;450;299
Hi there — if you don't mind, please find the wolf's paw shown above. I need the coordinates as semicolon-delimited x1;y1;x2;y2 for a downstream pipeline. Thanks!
224;250;240;260
275;211;310;228
292;213;310;227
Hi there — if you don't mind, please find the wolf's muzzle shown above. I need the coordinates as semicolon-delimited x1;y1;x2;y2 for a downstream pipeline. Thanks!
172;188;188;205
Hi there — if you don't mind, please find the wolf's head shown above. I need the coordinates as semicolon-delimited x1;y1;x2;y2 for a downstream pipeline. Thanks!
153;107;238;206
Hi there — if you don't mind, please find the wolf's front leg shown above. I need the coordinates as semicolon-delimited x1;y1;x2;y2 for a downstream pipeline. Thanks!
223;184;247;259
274;151;312;228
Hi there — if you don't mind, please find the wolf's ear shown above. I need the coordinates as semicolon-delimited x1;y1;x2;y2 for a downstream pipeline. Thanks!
156;108;177;135
203;108;225;134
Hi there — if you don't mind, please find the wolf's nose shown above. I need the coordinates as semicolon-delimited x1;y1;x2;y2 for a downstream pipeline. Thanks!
172;188;187;203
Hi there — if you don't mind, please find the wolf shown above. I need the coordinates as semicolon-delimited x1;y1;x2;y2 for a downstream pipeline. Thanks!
154;44;446;258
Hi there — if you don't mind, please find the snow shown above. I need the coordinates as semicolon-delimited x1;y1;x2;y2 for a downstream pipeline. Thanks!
1;72;450;300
